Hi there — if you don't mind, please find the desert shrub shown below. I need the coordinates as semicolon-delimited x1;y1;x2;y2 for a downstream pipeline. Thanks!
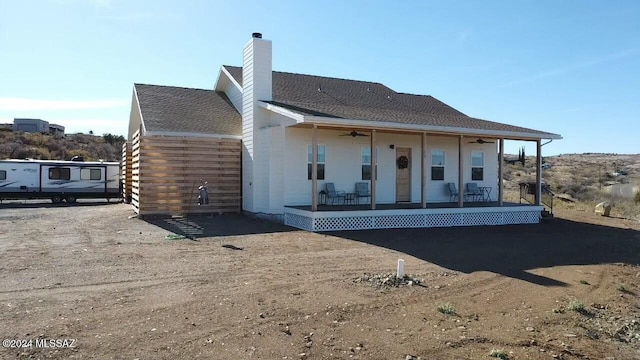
0;132;124;161
64;149;93;161
612;200;640;220
568;300;585;312
635;191;640;204
555;183;600;202
437;303;456;315
489;349;508;359
12;146;32;159
33;147;51;159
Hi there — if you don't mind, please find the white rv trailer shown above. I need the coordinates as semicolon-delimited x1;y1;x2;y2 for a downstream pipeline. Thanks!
0;159;120;203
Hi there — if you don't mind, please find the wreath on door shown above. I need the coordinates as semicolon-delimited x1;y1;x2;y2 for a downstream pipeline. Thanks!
397;155;409;169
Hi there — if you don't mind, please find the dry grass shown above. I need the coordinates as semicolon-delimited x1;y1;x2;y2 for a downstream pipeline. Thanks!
503;154;640;221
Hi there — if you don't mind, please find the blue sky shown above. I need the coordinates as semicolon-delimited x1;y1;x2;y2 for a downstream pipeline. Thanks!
1;0;638;156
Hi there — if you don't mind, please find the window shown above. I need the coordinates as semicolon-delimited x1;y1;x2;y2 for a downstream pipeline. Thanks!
431;150;445;180
0;170;6;180
361;147;378;180
307;145;325;180
471;151;484;181
49;167;70;180
81;168;102;180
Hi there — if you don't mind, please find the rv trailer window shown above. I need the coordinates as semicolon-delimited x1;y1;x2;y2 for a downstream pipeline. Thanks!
49;167;71;180
81;168;102;180
0;170;6;180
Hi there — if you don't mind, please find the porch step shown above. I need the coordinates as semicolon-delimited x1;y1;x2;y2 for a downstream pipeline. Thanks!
541;209;554;221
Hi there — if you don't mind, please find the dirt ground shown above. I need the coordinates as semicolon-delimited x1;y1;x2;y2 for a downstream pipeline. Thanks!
0;202;639;360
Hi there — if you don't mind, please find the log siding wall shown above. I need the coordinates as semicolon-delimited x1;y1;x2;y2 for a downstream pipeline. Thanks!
121;142;132;203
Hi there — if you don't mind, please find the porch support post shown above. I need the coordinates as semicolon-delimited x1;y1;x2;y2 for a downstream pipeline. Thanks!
370;129;377;210
421;132;427;208
458;135;464;208
536;139;542;206
498;138;504;206
311;124;318;211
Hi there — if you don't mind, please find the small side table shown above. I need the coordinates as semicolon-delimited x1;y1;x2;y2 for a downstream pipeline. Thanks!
479;187;492;202
344;193;356;205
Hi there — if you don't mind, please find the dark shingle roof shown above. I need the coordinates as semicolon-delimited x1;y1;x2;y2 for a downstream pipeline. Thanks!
135;84;241;136
222;65;559;137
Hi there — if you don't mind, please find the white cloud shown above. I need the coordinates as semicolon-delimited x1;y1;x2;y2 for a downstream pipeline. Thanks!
0;98;128;111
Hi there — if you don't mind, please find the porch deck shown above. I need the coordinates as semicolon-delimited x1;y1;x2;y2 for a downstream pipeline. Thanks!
284;202;543;232
287;201;526;212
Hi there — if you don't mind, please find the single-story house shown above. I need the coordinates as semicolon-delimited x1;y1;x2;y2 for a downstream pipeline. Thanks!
125;33;561;231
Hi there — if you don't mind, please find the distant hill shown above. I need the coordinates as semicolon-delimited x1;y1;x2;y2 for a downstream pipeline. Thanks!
0;130;126;162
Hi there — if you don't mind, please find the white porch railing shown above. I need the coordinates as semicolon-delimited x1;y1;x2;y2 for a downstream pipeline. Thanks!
284;205;543;232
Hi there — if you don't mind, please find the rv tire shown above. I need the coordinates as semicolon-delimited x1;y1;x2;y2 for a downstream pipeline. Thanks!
51;195;63;204
65;195;77;203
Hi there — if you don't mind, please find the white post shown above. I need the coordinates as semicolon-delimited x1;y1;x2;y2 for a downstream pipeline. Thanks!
370;129;377;210
396;259;405;278
536;139;542;206
458;135;464;208
311;125;318;211
499;138;504;206
421;132;427;208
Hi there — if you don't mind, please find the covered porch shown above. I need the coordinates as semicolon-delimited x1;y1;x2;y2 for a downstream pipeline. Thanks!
279;122;548;231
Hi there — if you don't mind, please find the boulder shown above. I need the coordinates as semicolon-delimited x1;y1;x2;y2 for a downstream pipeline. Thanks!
595;202;612;217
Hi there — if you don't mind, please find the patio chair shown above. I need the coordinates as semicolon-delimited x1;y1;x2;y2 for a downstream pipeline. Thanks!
447;182;461;202
465;182;484;202
325;183;346;205
355;182;371;204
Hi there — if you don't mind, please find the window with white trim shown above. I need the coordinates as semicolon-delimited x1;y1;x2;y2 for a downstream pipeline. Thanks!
361;147;378;180
471;151;484;181
307;145;325;180
431;150;445;180
81;168;102;180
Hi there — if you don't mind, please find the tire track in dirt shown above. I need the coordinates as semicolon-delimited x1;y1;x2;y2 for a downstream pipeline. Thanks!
0;272;229;297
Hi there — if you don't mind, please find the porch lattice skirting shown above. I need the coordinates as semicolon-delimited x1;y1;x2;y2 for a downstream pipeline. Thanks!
284;206;543;232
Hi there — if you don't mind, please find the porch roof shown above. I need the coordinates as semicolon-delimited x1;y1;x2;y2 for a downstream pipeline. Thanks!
223;65;561;141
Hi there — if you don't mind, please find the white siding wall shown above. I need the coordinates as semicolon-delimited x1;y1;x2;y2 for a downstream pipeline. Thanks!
283;128;498;207
268;125;285;213
217;72;243;112
253;124;270;213
127;90;143;141
241;37;272;213
463;139;499;200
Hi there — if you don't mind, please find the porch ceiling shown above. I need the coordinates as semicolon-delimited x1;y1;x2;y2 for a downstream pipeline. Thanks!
286;122;539;142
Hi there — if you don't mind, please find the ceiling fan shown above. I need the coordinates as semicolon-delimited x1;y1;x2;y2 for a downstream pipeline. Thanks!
340;131;369;137
468;138;495;144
